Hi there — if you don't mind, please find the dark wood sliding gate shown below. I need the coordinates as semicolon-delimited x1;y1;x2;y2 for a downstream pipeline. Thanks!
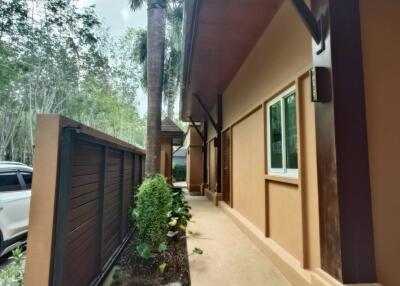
54;130;144;286
24;115;145;286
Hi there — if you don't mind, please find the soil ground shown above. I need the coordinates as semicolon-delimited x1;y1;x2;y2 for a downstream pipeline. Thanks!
108;230;190;286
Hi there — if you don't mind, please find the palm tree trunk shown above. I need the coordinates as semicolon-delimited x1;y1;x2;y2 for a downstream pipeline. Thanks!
166;76;175;119
145;2;166;176
167;95;174;119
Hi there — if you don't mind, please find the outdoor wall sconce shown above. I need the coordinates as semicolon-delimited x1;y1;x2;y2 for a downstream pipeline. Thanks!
310;66;331;103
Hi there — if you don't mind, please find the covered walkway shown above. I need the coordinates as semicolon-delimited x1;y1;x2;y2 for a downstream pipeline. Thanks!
186;196;291;286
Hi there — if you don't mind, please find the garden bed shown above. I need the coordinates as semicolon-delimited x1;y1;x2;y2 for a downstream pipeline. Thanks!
110;229;191;286
107;176;198;286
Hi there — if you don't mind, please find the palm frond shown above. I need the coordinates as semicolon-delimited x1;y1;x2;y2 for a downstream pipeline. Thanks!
166;5;183;51
131;28;148;89
129;0;145;11
132;29;147;64
148;0;168;9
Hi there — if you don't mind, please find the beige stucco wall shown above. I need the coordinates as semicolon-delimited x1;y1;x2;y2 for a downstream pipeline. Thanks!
186;127;203;192
223;0;312;128
160;137;172;181
268;181;302;261
25;115;61;286
221;0;314;265
360;1;400;285
232;109;266;233
207;140;217;192
298;73;320;271
188;125;203;146
207;108;217;141
228;74;319;269
187;146;203;189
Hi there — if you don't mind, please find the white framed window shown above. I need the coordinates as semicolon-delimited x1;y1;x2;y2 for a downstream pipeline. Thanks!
266;86;298;178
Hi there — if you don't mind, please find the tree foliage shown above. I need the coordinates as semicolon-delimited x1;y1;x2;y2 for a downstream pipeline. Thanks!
164;1;183;118
0;0;146;164
131;0;184;119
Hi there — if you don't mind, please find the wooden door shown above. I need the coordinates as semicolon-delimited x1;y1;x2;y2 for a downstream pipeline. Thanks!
208;140;216;192
222;130;231;205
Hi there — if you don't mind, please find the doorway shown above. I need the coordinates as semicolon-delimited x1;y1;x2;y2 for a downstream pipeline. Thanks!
222;129;231;205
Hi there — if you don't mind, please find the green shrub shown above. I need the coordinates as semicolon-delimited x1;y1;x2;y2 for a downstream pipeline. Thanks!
172;164;186;182
0;246;25;286
167;188;192;238
134;175;172;249
111;266;122;283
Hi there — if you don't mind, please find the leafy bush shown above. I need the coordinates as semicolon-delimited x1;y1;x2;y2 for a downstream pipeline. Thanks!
134;175;172;251
167;188;192;239
172;164;186;182
0;246;25;286
111;266;122;283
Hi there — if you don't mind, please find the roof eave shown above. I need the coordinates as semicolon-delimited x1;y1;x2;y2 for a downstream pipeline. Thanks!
179;0;284;122
180;0;199;122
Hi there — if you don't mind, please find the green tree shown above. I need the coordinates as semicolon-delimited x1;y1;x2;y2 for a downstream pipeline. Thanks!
0;0;147;163
163;1;183;119
131;2;183;120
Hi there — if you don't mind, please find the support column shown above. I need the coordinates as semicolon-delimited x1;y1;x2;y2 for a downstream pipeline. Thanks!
216;94;222;194
192;93;222;195
310;0;376;283
203;121;208;186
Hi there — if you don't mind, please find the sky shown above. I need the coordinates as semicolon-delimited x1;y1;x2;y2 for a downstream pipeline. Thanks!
77;0;147;37
78;0;148;116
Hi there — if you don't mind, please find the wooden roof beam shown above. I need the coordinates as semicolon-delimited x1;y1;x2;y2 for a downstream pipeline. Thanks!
193;93;219;132
188;116;205;142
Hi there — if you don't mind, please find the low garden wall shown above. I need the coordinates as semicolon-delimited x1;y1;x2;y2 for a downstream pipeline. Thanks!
24;115;145;286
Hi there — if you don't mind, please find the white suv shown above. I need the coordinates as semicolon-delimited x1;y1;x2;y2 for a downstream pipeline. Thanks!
0;162;32;256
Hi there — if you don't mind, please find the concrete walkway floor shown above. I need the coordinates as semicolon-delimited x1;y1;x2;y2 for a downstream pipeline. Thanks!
186;196;291;286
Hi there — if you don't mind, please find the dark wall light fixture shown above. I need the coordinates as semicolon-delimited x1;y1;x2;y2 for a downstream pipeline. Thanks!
290;0;331;102
310;66;331;103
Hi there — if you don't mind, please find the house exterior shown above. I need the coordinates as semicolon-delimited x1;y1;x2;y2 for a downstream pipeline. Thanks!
181;1;400;286
172;147;186;167
160;117;184;183
185;124;204;195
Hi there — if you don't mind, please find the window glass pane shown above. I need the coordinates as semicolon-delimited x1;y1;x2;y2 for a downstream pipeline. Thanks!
21;172;32;189
0;173;21;191
285;94;298;169
269;101;283;168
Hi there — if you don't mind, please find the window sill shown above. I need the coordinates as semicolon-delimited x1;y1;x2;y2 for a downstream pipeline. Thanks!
265;174;299;186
